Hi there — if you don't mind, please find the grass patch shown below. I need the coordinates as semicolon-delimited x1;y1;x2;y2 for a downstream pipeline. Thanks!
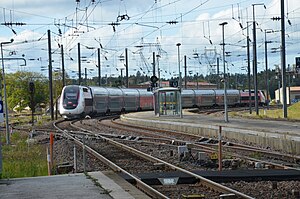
1;131;48;179
232;102;300;120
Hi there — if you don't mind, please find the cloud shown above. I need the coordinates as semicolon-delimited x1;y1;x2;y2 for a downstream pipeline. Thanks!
1;0;300;77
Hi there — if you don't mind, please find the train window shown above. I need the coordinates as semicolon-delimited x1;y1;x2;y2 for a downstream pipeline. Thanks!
83;88;89;92
63;86;79;109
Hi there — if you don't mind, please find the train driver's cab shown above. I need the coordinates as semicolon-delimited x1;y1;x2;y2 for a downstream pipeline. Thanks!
62;86;80;109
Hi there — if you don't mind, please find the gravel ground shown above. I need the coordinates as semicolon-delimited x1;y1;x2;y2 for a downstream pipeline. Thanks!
31;119;300;199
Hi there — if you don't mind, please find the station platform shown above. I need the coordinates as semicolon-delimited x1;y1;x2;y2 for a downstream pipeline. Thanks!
121;110;300;155
0;171;150;199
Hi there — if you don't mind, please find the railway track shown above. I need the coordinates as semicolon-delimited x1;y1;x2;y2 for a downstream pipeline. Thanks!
53;118;254;199
89;116;299;171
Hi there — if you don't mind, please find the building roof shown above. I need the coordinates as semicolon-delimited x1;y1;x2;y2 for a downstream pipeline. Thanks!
290;86;300;91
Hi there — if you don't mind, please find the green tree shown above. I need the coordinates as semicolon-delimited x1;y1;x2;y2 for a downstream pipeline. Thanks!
5;71;49;113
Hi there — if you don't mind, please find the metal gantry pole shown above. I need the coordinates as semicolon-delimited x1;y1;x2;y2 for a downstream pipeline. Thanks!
184;55;187;89
281;0;287;118
61;44;65;87
252;5;259;115
84;68;87;85
48;30;54;121
217;57;220;89
97;48;101;86
125;48;129;88
252;3;266;115
246;22;252;114
78;43;81;85
220;22;228;123
264;30;270;109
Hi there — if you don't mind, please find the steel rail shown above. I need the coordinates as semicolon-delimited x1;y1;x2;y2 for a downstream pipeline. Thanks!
53;121;169;199
69;121;254;199
112;118;300;166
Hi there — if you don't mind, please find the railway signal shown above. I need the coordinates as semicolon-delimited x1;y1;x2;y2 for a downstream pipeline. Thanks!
150;75;159;90
29;81;35;125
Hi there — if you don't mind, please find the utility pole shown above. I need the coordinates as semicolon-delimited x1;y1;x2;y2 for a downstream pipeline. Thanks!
61;44;65;87
125;48;129;88
264;30;272;109
120;68;124;86
78;43;81;85
217;57;220;89
97;48;101;86
85;68;87;85
48;30;54;121
184;55;187;89
247;22;252;114
252;3;266;115
281;0;287;118
252;5;259;115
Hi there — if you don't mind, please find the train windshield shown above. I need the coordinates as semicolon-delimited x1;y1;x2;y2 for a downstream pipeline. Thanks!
63;86;79;109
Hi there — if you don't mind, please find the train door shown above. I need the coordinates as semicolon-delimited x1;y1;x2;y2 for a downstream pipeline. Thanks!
82;87;93;114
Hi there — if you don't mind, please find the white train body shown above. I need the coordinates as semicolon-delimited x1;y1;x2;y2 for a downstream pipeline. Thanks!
59;85;92;119
59;85;154;119
59;85;265;119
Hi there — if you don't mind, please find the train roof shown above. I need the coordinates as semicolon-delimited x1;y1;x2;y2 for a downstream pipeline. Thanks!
193;89;215;95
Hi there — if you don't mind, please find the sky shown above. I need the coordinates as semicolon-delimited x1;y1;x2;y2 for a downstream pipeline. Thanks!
1;0;300;80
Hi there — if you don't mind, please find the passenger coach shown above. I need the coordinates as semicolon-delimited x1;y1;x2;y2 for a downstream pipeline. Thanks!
59;85;265;119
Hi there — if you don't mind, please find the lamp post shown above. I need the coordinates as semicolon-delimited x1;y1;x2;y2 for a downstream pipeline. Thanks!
219;22;228;123
0;39;14;177
1;39;14;145
176;43;182;118
176;43;182;89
